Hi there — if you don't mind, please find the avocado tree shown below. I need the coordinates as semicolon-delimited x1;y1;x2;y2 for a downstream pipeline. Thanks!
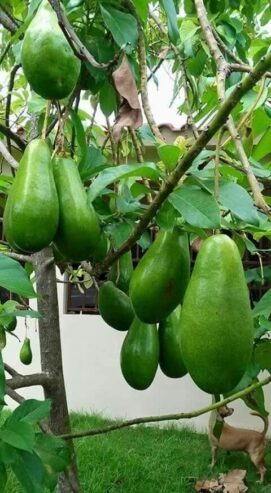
0;0;271;491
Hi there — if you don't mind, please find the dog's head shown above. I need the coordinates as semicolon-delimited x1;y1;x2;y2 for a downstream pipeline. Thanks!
218;405;234;419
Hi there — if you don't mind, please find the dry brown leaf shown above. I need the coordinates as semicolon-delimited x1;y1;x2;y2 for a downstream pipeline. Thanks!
195;469;248;493
195;479;222;492
112;55;143;141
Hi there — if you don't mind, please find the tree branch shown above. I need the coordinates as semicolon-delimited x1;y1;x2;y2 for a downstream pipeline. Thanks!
138;26;163;141
92;50;271;274
48;0;115;69
0;7;18;33
194;0;270;214
4;363;19;377
6;386;25;403
0;123;26;150
3;251;33;263
5;64;21;154
59;375;271;440
0;140;18;169
149;9;199;139
7;372;55;390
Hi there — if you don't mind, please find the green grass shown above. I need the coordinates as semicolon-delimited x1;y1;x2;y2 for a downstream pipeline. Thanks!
4;412;271;493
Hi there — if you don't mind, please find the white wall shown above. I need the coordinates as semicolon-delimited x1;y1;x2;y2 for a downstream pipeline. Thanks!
3;275;271;436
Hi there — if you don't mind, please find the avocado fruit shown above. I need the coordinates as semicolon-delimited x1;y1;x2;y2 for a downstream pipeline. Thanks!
120;317;159;390
159;306;187;378
98;281;134;331
53;156;101;261
21;0;80;100
180;234;254;395
20;338;33;365
130;228;190;323
108;251;133;293
3;139;59;253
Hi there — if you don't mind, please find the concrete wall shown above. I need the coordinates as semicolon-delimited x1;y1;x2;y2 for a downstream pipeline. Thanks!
3;275;271;436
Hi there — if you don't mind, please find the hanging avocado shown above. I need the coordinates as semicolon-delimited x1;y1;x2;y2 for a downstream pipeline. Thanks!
3;139;59;253
98;281;134;331
20;338;33;365
108;251;133;294
120;317;159;390
159;306;187;379
21;0;80;100
180;234;254;394
130;228;190;323
53;156;101;262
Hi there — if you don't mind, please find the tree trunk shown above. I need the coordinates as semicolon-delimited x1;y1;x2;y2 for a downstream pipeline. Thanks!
34;247;80;493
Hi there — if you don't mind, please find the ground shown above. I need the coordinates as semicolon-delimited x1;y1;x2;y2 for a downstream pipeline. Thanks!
5;413;271;492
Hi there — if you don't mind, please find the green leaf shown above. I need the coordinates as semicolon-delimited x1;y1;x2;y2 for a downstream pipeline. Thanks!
168;186;221;228
70;110;87;161
158;144;181;171
242;380;268;417
100;5;138;53
0;422;35;452
88;163;160;201
0;352;5;412
254;341;271;373
159;0;179;44
219;182;260;226
0;463;7;491
253;289;271;318
0;255;36;298
11;450;45;493
28;94;46;114
78;146;107;182
7;400;51;426
133;0;148;22
156;201;179;230
179;19;198;42
34;434;70;474
99;82;117;117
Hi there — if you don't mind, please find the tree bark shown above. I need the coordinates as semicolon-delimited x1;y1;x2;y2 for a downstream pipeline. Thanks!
34;247;80;493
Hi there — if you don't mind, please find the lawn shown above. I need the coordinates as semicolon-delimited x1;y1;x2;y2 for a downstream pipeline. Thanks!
5;413;271;492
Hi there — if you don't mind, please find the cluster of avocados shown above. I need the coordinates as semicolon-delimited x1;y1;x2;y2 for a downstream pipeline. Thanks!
6;1;254;392
4;0;103;261
99;231;254;395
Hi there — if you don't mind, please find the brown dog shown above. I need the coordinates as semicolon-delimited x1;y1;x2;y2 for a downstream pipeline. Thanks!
208;405;269;482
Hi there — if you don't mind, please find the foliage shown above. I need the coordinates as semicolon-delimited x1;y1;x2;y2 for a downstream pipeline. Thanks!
1;0;271;490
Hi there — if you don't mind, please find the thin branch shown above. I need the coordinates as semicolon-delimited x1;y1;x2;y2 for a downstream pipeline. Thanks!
5;64;20;155
3;251;32;263
149;10;199;139
0;123;26;150
211;26;244;65
6;386;24;403
4;363;19;377
92;50;271;274
106;117;118;165
59;375;271;440
0;140;18;169
7;372;55;390
129;128;152;203
48;0;116;69
194;0;270;215
138;26;163;141
0;7;18;33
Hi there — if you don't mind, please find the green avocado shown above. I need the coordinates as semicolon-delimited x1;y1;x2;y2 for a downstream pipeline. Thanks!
20;338;33;365
108;251;133;293
98;281;134;331
159;306;187;379
180;234;254;395
3;139;59;253
21;0;80;100
91;230;108;263
120;317;159;390
53;157;101;261
130;228;190;323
